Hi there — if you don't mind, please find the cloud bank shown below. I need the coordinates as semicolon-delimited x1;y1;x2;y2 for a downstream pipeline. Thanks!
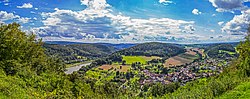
209;0;250;12
32;0;198;43
222;9;250;35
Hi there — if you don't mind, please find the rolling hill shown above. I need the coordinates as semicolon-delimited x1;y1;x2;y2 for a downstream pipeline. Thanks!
116;42;185;57
43;43;117;63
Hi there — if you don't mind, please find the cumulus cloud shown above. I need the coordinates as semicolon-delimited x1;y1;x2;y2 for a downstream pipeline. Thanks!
0;11;19;23
32;0;197;43
222;9;250;35
0;11;31;24
18;17;31;23
80;0;110;10
209;0;250;12
17;3;33;9
0;11;16;19
192;9;202;15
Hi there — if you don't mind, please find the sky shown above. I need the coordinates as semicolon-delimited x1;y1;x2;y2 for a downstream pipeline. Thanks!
0;0;250;44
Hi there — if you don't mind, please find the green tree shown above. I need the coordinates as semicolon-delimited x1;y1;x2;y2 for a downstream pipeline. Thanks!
237;32;250;77
0;23;65;75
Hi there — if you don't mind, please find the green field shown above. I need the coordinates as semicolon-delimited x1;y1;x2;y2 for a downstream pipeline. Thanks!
122;56;147;64
219;50;236;55
122;56;161;65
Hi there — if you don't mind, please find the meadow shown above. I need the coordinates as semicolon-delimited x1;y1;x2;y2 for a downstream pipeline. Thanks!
122;56;161;65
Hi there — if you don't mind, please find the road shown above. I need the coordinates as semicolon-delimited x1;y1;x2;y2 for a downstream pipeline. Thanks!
65;63;91;74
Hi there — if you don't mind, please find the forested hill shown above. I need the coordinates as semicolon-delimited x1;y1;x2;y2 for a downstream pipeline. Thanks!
116;42;185;57
205;43;238;58
45;41;136;50
43;43;117;62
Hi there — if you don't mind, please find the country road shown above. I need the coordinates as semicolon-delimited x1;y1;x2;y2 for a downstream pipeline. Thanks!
65;63;91;74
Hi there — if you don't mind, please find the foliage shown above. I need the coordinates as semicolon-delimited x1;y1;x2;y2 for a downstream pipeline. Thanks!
44;43;116;64
206;44;237;58
117;42;185;57
0;23;121;98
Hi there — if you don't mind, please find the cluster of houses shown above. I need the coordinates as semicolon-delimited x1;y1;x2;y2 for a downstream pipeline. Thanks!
139;57;233;85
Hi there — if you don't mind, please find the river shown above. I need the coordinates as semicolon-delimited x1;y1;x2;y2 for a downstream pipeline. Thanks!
65;63;91;74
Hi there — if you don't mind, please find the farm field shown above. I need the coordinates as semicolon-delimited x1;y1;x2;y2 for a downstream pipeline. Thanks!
98;65;131;72
165;49;200;67
192;48;206;58
122;56;161;65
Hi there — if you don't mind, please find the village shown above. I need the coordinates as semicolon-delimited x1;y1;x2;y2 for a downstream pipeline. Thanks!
139;57;233;85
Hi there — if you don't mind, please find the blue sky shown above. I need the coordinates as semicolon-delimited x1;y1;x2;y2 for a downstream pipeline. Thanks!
0;0;250;43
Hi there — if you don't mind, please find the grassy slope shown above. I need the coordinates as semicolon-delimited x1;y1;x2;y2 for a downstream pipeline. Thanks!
0;72;35;99
218;81;250;99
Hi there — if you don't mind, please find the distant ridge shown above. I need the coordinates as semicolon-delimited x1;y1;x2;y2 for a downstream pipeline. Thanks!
44;41;136;50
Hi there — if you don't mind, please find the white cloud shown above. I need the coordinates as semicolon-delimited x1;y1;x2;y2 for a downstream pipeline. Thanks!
159;0;173;5
192;9;202;15
42;17;61;26
17;3;33;9
210;29;215;32
222;9;250;35
33;0;196;43
212;14;216;16
0;11;31;24
4;3;9;6
80;0;110;10
218;21;224;26
18;17;31;24
35;8;38;10
209;0;250;12
33;17;37;20
0;11;19;23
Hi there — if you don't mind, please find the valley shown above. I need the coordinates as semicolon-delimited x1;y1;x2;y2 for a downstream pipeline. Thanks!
0;23;247;98
2;0;250;98
45;41;239;97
